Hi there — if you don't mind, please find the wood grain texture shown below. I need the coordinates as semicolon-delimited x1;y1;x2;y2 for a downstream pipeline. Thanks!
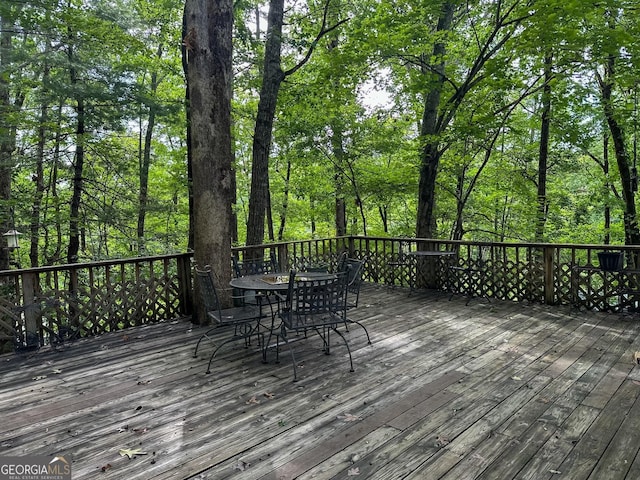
1;285;640;479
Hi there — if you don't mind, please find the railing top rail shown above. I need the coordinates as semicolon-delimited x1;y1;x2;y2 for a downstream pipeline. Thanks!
2;236;638;278
348;236;637;250
0;252;193;277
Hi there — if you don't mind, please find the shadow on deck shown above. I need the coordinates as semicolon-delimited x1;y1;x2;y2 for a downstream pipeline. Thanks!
1;285;640;479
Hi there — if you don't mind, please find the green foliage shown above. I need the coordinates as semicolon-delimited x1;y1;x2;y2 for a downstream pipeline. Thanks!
3;0;640;268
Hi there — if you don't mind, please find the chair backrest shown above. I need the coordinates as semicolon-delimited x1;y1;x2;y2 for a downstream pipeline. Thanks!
387;238;412;264
337;252;348;272
338;256;366;306
283;271;348;328
232;256;277;277
194;265;222;320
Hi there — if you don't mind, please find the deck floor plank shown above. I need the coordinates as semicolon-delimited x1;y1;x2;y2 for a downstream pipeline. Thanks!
2;284;640;479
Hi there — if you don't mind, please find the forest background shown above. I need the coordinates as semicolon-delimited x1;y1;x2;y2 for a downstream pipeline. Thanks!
1;0;639;272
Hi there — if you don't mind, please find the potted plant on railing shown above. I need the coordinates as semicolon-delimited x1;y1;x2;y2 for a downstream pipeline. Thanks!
597;250;624;271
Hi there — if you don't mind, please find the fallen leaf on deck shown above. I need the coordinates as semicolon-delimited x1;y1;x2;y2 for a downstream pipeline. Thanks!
132;427;149;435
246;396;260;405
435;436;450;447
347;467;361;476
119;448;147;459
511;376;522;381
263;392;275;399
337;413;361;422
234;460;250;471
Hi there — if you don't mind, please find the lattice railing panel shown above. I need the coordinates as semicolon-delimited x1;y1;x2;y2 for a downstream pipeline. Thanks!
0;254;192;351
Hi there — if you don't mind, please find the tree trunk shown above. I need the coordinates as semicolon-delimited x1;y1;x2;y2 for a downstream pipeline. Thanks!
245;0;285;247
183;0;234;314
44;101;65;265
67;36;84;264
137;45;162;254
181;13;195;253
452;168;466;241
332;131;347;236
0;10;18;270
31;57;51;267
245;0;345;246
535;52;553;242
379;205;388;233
416;2;455;239
598;53;640;246
277;157;291;241
603;132;611;244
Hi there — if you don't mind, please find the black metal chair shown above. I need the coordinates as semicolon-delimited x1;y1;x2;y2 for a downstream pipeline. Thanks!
386;238;412;287
232;254;282;307
193;265;269;373
232;254;278;277
337;255;371;344
338;255;367;309
276;271;354;381
448;245;490;305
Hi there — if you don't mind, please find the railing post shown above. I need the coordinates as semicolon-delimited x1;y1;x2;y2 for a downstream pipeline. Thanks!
347;236;355;257
543;246;555;305
276;243;288;272
21;271;40;343
177;255;193;317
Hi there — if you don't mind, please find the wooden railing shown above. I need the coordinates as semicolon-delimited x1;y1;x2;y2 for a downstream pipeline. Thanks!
2;236;639;353
0;254;193;354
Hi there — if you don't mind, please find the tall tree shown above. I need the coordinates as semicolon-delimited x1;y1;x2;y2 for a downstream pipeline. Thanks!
535;52;553;242
595;7;640;246
416;1;455;239
137;45;162;254
0;2;24;270
183;0;234;312
245;0;348;246
66;23;85;263
415;1;531;239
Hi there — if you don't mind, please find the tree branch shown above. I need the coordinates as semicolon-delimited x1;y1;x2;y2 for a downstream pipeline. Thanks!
283;0;349;78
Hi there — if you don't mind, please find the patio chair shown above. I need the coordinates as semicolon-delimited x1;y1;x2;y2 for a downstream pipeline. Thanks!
193;265;269;373
276;270;354;381
232;254;281;306
232;254;278;277
448;245;490;305
338;255;367;309
386;238;412;287
337;255;371;344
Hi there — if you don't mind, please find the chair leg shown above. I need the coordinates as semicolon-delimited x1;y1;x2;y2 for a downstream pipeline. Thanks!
262;317;279;364
311;325;355;373
206;339;235;374
280;327;298;381
347;318;371;345
193;327;217;358
330;327;355;373
203;323;261;373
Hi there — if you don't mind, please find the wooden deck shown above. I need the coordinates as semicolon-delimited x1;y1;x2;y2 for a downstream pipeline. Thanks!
2;285;640;479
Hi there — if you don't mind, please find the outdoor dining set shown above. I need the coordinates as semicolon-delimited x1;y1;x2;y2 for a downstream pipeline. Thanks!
192;253;370;381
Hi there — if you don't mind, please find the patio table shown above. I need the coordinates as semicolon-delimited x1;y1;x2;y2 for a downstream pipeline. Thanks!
229;271;337;292
229;272;338;360
405;250;456;291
